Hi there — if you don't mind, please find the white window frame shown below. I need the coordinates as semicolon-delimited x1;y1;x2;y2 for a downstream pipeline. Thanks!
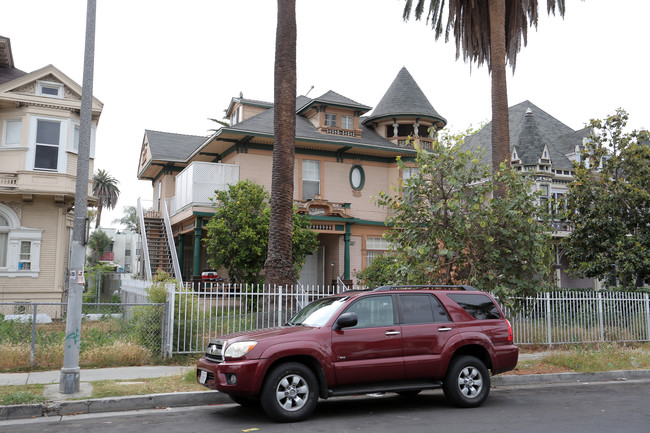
2;119;22;147
302;159;320;200
365;236;389;267
324;113;337;127
67;121;97;158
0;204;42;278
36;80;64;98
26;115;68;173
341;115;353;130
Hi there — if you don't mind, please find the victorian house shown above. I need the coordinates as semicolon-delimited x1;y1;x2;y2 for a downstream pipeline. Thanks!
137;67;445;286
462;100;594;288
0;36;103;303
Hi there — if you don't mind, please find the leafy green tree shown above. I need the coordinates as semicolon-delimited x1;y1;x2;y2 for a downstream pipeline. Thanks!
563;109;650;289
87;229;112;266
92;169;120;228
112;205;138;232
376;132;554;302
205;180;317;285
402;0;566;193
355;254;400;288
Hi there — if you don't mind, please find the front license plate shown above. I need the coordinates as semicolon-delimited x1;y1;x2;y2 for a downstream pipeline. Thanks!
199;370;207;384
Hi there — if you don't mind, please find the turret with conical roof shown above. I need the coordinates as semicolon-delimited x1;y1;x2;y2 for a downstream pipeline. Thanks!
363;67;446;148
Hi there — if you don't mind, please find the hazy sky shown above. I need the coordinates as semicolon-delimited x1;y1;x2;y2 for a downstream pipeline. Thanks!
3;0;649;227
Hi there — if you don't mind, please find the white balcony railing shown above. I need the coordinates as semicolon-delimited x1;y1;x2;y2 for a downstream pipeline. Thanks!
170;161;239;216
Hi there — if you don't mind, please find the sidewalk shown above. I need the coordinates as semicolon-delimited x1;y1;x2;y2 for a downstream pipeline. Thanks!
1;355;650;421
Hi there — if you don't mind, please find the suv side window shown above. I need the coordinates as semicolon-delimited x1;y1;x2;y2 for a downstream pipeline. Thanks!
344;295;394;328
448;294;501;320
400;294;450;324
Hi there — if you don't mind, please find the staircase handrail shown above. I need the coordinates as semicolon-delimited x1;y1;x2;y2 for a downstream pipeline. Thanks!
136;198;153;281
162;198;183;286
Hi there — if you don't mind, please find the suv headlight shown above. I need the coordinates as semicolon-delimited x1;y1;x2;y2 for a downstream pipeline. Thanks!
224;341;257;358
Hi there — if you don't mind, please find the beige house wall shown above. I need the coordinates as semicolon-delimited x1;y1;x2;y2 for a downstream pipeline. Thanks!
0;195;70;302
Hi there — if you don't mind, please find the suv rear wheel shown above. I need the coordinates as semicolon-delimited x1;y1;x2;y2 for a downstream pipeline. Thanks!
260;362;318;422
443;355;490;408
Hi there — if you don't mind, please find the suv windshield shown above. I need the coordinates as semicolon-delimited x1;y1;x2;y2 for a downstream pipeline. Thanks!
288;296;349;327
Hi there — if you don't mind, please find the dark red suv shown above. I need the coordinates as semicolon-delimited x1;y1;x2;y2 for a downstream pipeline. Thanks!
197;285;518;422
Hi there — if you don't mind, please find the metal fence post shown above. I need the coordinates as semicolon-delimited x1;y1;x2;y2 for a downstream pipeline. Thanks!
31;304;38;367
546;292;552;346
645;293;650;342
597;292;605;342
277;285;283;328
166;282;176;358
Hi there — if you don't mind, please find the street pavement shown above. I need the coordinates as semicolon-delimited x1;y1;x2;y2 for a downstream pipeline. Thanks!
1;353;649;421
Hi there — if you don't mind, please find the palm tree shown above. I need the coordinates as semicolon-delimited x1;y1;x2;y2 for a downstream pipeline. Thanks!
92;169;120;228
265;0;297;286
403;0;566;195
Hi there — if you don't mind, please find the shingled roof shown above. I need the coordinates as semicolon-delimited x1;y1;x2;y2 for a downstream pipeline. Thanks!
145;130;208;162
0;35;27;85
363;67;446;128
462;100;586;171
221;95;416;153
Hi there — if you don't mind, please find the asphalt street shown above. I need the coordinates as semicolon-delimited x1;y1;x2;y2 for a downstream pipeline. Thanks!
1;380;649;433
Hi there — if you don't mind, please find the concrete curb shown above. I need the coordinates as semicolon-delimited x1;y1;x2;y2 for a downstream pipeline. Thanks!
2;370;650;421
492;369;650;387
0;391;231;421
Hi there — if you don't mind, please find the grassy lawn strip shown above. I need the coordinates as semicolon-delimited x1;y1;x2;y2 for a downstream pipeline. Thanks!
0;370;207;406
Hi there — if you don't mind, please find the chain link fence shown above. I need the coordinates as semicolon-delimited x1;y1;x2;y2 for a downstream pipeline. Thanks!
0;301;166;370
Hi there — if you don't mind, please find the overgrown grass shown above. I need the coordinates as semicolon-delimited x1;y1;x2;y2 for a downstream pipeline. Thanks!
542;343;650;372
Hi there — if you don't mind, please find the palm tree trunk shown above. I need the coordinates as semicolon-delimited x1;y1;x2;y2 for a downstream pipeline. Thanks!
95;203;103;228
488;0;510;198
265;0;297;287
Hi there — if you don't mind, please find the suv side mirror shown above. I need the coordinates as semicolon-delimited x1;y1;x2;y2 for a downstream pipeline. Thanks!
333;312;358;330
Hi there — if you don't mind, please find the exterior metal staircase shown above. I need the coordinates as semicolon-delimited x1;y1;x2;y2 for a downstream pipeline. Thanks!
137;198;183;285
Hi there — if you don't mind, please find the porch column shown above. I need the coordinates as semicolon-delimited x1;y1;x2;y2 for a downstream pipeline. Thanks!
193;217;202;277
178;234;184;278
344;223;351;280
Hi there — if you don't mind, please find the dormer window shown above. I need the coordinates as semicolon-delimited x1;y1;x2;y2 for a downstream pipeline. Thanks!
341;115;353;130
36;81;63;98
325;113;337;127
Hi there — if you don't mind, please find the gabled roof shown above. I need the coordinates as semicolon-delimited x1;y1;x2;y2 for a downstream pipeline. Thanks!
462;100;580;170
212;95;417;155
144;130;207;162
297;90;371;115
363;67;446;128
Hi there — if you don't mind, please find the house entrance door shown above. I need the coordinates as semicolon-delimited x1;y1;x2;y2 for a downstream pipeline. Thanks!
298;246;325;288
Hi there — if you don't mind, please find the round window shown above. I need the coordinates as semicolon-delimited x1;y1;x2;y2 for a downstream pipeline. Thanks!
349;165;365;191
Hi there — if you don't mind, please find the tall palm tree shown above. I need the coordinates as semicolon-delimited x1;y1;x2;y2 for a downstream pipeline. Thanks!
92;169;120;228
265;0;297;286
403;0;566;195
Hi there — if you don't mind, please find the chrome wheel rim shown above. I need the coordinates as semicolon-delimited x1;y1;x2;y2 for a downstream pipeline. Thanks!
457;366;483;398
275;374;309;411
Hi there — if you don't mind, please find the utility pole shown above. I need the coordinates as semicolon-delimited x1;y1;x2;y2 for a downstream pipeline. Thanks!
59;0;96;394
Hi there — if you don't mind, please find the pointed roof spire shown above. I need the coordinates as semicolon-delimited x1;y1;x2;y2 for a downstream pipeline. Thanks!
363;67;446;128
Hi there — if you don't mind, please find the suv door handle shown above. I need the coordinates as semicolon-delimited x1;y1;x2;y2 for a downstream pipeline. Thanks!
385;331;401;336
438;327;452;332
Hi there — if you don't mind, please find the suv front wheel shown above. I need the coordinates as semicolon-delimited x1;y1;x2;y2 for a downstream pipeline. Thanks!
260;362;319;422
443;355;490;408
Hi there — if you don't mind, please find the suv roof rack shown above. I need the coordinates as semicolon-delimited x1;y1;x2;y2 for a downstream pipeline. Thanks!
373;285;478;292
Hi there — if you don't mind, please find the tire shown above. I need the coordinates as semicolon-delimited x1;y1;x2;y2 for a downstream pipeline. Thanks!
229;395;259;407
260;362;319;422
443;355;490;408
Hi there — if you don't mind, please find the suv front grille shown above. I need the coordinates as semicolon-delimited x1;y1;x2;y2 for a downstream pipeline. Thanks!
205;340;225;362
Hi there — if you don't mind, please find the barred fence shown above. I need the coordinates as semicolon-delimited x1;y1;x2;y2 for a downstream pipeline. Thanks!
167;284;650;354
